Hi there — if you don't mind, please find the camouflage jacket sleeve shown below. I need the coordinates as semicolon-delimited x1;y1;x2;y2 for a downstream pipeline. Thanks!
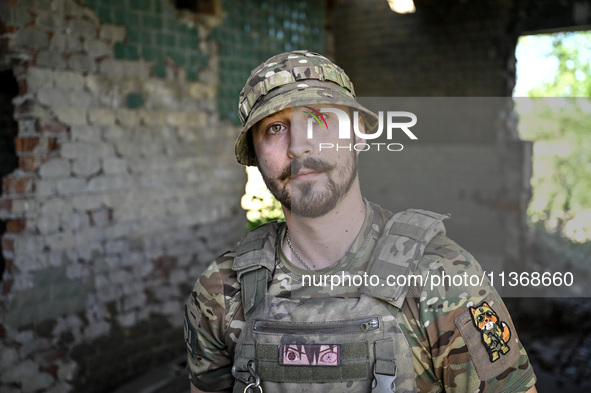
185;252;244;391
400;234;537;393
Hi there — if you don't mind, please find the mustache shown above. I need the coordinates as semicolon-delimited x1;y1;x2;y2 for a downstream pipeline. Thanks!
278;157;336;181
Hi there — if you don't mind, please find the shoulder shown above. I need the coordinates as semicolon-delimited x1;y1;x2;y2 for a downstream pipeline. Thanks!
189;220;285;321
420;234;486;285
402;235;536;392
193;220;284;304
188;251;240;324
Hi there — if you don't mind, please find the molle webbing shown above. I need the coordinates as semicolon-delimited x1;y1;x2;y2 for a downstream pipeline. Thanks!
233;221;283;320
360;209;449;309
374;338;396;376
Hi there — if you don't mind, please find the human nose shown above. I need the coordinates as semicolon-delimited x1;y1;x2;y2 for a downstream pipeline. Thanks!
288;116;313;159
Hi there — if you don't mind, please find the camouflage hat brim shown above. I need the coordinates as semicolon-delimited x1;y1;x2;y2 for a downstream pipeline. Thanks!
235;82;378;166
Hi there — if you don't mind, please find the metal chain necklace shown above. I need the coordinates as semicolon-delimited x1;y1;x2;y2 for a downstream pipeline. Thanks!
285;229;314;270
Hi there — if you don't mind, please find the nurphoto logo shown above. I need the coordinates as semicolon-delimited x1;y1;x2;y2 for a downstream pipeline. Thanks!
306;108;418;152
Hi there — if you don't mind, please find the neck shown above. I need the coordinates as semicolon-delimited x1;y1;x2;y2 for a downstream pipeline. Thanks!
282;182;366;270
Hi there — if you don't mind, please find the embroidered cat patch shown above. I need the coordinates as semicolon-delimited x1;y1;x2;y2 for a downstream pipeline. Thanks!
279;344;341;366
470;301;511;362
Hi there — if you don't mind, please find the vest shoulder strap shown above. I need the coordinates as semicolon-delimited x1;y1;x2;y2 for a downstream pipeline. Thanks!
232;221;283;320
361;208;449;309
232;208;449;319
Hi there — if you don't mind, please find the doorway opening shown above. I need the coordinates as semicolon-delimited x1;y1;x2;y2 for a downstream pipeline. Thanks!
0;68;20;282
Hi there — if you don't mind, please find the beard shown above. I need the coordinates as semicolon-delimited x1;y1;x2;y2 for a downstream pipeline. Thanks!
259;151;358;218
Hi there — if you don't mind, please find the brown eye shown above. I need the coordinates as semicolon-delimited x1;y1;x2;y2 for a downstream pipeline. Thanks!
478;316;484;322
267;123;286;134
485;312;492;318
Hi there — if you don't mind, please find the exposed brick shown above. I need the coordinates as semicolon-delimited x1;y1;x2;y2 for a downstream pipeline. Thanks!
6;220;26;234
0;198;12;216
14;137;40;152
19;156;44;172
48;137;60;152
3;176;33;194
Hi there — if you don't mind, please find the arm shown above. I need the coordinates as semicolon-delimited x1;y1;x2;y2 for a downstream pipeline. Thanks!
412;235;538;392
525;387;538;393
186;255;242;392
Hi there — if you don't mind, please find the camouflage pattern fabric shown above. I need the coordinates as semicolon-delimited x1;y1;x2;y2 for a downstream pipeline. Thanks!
185;201;537;392
235;50;379;166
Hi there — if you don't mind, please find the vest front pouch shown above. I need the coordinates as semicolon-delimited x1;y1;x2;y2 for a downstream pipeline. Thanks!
231;209;447;392
233;294;417;393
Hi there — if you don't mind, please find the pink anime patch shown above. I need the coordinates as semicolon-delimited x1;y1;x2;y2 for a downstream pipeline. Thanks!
279;344;341;366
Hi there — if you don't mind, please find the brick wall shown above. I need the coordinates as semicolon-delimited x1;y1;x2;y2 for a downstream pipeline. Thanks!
0;1;247;392
0;0;326;391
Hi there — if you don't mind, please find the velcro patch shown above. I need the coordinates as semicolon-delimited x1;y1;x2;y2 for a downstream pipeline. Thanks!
279;344;341;367
455;295;520;381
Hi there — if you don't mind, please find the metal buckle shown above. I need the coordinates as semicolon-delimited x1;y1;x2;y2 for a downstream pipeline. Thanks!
232;360;261;390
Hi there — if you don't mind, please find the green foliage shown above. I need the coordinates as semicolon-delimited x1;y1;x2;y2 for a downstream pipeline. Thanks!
518;98;591;231
242;167;285;230
527;32;591;97
516;31;591;242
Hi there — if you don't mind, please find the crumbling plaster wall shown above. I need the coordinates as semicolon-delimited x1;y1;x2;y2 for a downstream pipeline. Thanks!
0;0;245;392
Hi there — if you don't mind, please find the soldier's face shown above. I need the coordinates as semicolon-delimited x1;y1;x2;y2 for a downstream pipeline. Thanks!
252;104;361;218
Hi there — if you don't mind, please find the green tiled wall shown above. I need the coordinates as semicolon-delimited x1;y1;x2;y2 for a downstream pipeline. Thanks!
212;0;326;123
83;0;325;120
84;0;207;81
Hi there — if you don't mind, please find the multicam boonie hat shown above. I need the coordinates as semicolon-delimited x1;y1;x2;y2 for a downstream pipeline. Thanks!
235;50;379;166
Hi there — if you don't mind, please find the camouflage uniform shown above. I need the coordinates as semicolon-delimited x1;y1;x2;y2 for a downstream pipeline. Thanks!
186;201;536;392
185;50;536;391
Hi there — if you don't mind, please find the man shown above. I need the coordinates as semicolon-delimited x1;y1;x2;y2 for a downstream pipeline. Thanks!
185;50;538;393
